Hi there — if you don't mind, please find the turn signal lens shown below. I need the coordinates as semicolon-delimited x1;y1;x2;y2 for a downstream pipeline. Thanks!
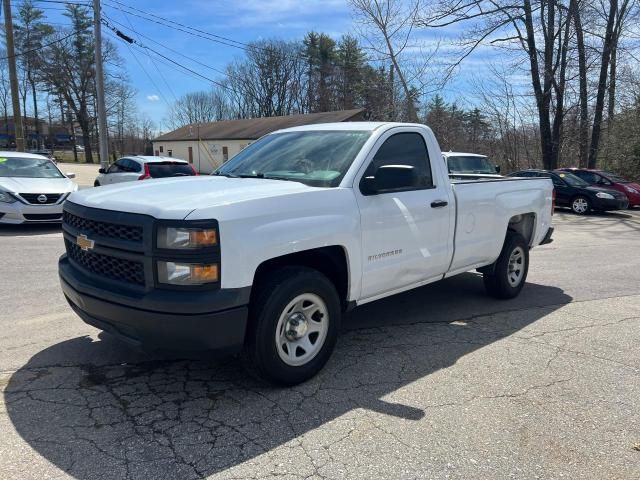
189;229;217;246
191;264;219;282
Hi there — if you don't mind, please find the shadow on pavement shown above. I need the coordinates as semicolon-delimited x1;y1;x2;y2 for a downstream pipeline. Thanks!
6;277;572;479
0;223;61;236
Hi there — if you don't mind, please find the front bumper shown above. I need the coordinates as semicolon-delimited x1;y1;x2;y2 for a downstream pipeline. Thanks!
0;201;64;223
60;254;249;353
592;196;629;211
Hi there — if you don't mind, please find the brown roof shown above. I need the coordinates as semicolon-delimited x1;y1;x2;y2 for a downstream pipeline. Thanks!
154;109;365;142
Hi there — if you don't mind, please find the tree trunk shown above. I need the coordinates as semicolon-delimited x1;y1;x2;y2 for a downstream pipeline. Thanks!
572;0;589;167
523;0;554;169
588;0;618;168
550;0;573;170
30;78;40;149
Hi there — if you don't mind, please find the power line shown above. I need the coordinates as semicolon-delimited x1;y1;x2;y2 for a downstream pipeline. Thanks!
103;14;229;78
0;31;75;59
107;11;179;103
102;18;230;90
102;0;254;53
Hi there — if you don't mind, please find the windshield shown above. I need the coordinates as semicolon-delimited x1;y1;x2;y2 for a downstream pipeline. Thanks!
147;162;195;178
556;172;589;187
215;130;371;187
0;156;63;178
601;172;630;183
447;155;496;174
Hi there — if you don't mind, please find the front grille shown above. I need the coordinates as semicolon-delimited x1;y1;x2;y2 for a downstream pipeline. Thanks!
63;211;143;243
65;239;145;285
24;213;62;221
20;193;63;204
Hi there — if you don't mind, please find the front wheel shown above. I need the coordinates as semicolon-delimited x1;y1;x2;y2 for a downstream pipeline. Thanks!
483;232;529;299
243;267;341;385
93;180;100;187
571;196;591;214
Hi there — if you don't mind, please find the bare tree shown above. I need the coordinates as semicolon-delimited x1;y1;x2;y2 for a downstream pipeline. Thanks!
167;88;232;129
225;40;307;118
349;0;420;121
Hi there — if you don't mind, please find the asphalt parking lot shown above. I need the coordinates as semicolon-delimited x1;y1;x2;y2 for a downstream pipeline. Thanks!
1;209;639;479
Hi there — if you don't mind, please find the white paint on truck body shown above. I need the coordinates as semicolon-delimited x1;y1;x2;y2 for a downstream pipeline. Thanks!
68;122;553;305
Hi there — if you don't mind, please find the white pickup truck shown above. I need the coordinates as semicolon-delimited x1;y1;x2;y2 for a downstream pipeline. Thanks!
59;122;554;385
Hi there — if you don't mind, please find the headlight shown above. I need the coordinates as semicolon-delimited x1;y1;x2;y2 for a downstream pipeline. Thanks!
0;190;16;203
624;186;638;193
157;261;219;285
595;192;614;199
157;226;218;249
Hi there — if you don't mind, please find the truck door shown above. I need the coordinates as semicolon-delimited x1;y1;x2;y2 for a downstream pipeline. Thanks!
356;130;452;300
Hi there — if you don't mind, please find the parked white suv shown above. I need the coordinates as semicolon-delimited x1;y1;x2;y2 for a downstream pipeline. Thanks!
94;156;197;186
0;151;77;224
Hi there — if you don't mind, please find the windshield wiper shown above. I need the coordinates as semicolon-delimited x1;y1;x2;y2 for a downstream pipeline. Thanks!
213;171;239;178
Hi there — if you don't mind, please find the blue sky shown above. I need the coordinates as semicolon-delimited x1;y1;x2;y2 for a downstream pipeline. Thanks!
100;0;357;131
35;0;519;132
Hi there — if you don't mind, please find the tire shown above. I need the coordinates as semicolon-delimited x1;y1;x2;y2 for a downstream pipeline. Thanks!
483;232;529;299
243;266;341;385
93;180;100;187
571;195;591;215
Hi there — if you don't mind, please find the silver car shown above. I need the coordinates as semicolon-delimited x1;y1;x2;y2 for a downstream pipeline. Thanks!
0;152;78;224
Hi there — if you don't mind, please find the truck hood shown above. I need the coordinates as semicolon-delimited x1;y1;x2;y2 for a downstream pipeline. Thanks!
0;176;77;194
67;176;319;219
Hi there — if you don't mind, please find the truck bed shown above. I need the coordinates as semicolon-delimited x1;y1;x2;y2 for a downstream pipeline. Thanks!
446;176;553;276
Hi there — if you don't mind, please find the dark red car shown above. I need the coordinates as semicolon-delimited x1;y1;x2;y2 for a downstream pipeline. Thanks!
557;168;640;208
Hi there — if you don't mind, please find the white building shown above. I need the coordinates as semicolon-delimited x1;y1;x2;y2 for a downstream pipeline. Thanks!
152;109;364;173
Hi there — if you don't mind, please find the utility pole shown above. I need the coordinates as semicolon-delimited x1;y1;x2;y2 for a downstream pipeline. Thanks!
3;0;25;152
93;0;108;167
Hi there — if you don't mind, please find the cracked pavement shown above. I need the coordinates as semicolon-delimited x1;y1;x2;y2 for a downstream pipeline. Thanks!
1;210;640;479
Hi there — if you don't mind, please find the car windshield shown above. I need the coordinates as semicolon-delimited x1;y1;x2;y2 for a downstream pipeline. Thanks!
0;156;63;178
215;130;371;187
601;172;630;183
447;155;496;174
556;172;589;187
147;162;195;178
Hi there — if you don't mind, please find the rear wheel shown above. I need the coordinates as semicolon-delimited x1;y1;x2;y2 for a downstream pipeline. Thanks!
243;266;341;385
483;232;529;299
93;180;100;187
571;196;591;214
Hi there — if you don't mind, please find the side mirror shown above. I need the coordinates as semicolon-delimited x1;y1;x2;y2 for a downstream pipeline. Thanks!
362;165;416;195
98;167;106;174
495;165;501;174
66;172;76;179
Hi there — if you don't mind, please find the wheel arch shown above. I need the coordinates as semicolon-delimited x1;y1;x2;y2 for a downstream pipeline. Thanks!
252;246;351;310
507;212;536;246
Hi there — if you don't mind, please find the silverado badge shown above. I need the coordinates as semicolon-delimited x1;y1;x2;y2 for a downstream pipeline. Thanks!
76;234;95;251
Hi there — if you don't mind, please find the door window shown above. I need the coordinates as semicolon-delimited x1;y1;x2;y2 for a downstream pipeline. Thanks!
573;170;599;184
362;132;433;191
124;159;142;173
107;160;124;173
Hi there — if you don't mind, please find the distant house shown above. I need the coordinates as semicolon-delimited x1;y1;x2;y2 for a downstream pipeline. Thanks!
152;109;365;173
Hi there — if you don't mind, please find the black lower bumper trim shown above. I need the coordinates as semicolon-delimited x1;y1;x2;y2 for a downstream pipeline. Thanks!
540;226;554;245
61;277;248;353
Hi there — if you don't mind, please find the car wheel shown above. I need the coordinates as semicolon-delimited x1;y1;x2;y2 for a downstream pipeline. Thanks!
93;180;100;187
243;266;341;385
483;232;529;299
571;196;591;214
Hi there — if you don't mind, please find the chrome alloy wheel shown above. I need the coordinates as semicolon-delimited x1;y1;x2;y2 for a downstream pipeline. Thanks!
507;246;525;287
275;293;329;366
572;197;589;214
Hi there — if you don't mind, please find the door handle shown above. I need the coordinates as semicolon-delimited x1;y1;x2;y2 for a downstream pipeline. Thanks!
430;200;448;208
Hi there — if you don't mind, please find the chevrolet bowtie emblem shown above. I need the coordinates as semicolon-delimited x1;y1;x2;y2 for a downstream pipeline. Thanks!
76;234;95;251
